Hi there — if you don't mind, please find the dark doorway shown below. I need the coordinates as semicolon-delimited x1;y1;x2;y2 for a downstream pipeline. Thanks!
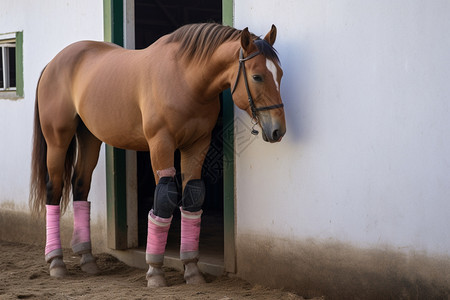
135;0;224;261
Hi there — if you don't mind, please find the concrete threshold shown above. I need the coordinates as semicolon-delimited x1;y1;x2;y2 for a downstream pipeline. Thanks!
106;247;225;277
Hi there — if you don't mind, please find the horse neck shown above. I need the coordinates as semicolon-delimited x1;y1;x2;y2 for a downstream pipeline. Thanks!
184;41;240;101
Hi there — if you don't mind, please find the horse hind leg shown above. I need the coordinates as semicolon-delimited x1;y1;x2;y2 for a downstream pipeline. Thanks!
45;204;67;278
71;123;102;275
72;200;99;275
45;136;77;277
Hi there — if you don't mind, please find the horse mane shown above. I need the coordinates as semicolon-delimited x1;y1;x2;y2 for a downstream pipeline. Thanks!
166;23;280;64
165;23;242;62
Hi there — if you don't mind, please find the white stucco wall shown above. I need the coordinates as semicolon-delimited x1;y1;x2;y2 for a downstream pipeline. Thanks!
234;0;450;256
0;1;106;221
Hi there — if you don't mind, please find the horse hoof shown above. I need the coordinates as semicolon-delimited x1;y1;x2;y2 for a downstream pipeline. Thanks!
50;267;68;278
147;275;167;287
186;273;206;284
49;258;67;278
146;265;167;287
80;253;99;274
184;262;206;285
81;261;99;274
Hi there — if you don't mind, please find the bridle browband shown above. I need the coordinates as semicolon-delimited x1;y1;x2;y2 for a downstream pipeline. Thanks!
231;48;284;135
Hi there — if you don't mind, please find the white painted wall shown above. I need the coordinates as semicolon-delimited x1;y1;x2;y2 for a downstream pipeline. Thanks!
234;0;450;256
0;1;106;221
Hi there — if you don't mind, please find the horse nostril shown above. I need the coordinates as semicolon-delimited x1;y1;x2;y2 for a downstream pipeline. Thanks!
272;129;280;141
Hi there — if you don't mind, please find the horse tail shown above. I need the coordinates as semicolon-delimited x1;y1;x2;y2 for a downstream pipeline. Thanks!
29;68;48;215
29;67;77;215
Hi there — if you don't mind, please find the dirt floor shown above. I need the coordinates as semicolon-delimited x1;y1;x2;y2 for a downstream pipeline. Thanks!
0;241;317;300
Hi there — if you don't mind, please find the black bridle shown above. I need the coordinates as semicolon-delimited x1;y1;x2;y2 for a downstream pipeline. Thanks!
231;48;284;135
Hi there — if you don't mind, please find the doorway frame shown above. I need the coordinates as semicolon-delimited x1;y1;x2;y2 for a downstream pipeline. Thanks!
103;0;236;273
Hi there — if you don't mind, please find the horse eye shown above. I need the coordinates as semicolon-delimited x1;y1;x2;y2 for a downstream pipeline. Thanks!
252;75;263;82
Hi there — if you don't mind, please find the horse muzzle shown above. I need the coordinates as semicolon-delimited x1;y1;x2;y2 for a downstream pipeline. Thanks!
260;120;286;143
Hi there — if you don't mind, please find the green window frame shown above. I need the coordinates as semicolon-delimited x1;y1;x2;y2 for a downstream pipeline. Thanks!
0;31;23;99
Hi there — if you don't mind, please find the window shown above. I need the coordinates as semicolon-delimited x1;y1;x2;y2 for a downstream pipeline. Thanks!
0;32;23;99
0;42;16;90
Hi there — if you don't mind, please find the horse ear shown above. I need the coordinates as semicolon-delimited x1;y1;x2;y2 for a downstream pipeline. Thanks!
264;24;277;46
241;27;255;52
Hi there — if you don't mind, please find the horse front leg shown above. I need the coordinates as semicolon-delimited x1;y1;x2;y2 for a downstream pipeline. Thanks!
178;137;212;285
145;139;177;287
180;198;205;284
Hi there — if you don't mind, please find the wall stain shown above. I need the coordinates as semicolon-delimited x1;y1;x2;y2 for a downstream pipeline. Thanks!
237;233;450;299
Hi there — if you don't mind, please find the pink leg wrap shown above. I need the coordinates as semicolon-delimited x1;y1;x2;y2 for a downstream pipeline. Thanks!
146;209;172;266
156;167;176;178
180;208;202;261
45;205;62;261
71;201;91;254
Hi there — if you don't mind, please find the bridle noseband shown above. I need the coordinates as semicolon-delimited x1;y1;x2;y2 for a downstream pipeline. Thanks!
231;48;284;135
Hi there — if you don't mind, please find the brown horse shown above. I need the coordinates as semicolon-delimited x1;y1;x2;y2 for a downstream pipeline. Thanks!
30;23;286;286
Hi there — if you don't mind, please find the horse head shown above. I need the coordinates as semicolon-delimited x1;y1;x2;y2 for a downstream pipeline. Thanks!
231;25;286;143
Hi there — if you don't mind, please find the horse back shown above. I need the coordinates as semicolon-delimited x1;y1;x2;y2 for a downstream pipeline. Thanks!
38;41;153;150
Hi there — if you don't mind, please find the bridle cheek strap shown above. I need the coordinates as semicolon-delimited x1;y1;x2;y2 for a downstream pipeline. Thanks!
230;48;284;132
231;49;260;95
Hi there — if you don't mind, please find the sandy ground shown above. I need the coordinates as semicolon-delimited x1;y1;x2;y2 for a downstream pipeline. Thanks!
0;241;314;300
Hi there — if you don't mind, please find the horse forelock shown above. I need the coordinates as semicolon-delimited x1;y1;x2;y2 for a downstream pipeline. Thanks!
166;23;249;62
254;39;280;65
